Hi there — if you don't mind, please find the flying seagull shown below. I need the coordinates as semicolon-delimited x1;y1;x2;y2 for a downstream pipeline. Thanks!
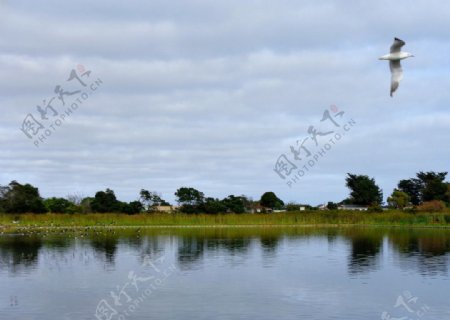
379;38;414;97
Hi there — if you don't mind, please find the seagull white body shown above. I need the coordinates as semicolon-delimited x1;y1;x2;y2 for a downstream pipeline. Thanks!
379;38;414;97
379;52;413;61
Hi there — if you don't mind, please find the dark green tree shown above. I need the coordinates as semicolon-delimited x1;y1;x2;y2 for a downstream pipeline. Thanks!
44;197;74;213
398;178;423;205
345;174;383;206
446;183;450;204
0;181;46;213
120;201;144;215
139;189;170;212
0;185;8;213
175;187;205;213
91;188;121;213
286;202;301;211
327;202;338;210
175;187;204;205
417;171;448;202
222;195;246;213
202;197;227;214
260;192;284;209
398;171;448;205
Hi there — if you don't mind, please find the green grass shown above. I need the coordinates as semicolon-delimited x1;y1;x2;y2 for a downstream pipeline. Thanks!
1;210;450;231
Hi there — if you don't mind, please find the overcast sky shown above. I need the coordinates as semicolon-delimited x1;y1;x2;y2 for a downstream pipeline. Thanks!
1;0;449;205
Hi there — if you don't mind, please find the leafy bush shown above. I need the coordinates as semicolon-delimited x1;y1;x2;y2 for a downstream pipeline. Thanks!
417;200;446;212
327;202;338;210
44;198;73;213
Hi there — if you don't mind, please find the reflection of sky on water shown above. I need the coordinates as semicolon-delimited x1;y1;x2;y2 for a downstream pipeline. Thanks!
0;228;449;319
1;228;450;276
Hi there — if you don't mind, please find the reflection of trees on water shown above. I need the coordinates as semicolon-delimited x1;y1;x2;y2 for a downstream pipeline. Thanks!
389;231;450;277
0;236;43;273
177;237;205;268
90;235;119;266
218;238;251;255
176;235;254;268
326;229;339;245
1;228;449;276
260;236;280;254
0;235;75;273
344;229;450;276
85;232;168;267
120;233;144;249
346;231;383;275
136;236;166;265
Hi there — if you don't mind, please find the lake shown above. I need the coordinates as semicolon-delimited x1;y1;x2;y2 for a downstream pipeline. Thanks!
0;227;449;319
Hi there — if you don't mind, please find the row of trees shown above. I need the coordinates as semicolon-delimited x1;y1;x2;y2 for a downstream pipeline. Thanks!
173;187;284;214
0;181;284;214
1;171;448;214
386;172;450;211
326;171;450;211
0;183;146;215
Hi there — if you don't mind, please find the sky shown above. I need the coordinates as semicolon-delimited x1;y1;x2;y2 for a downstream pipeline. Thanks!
1;0;449;206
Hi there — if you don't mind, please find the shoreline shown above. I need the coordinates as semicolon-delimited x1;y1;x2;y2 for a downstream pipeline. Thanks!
1;211;450;233
2;223;450;234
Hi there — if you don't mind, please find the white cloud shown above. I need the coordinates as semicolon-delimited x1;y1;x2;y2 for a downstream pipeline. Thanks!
1;0;450;205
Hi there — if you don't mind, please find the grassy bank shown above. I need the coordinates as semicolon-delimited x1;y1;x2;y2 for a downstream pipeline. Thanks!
1;210;450;230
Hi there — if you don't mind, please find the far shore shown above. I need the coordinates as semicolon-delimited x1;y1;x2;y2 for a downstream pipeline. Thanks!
1;211;450;232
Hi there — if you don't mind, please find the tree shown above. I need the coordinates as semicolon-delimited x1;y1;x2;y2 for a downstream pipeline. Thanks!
417;171;448;202
327;202;338;210
175;187;204;213
91;188;121;213
222;195;246;213
387;190;410;209
44;197;74;213
286;202;301;211
139;189;170;212
0;185;8;213
260;192;284;209
239;195;253;212
128;201;144;214
202;197;227;214
398;171;448;205
345;174;383;206
0;181;46;213
120;201;144;215
80;197;94;213
446;183;450;204
175;187;204;205
398;178;422;205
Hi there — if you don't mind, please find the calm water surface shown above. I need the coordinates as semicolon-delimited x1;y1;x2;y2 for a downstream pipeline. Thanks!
0;227;449;320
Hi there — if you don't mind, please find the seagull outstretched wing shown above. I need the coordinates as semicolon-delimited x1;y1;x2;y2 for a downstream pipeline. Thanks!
390;60;403;97
390;37;405;53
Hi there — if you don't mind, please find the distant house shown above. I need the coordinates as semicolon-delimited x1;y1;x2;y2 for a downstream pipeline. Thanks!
154;205;178;213
250;204;273;213
338;204;368;211
273;209;287;213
